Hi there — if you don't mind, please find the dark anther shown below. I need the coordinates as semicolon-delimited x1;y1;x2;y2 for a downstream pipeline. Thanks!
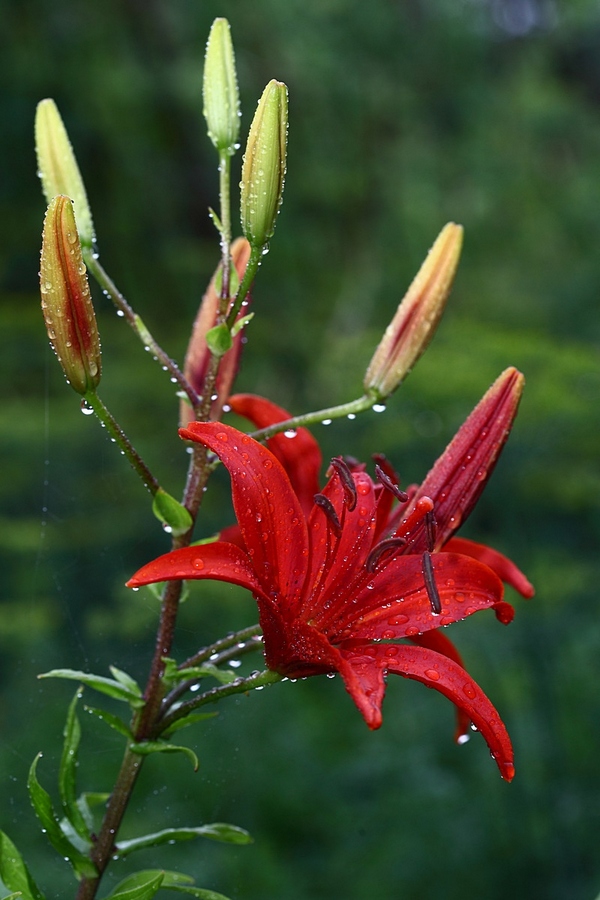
330;457;357;510
314;493;342;535
422;550;442;615
425;509;437;552
374;464;409;503
365;536;407;572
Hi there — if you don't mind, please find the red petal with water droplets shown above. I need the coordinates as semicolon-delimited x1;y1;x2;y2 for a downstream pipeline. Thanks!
228;393;322;519
408;630;470;742
341;643;515;781
127;540;265;597
444;536;534;598
307;471;379;627
179;422;309;608
331;552;504;641
399;368;524;551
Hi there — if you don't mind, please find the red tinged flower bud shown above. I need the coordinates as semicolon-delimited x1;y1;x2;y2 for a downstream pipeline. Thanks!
180;237;251;426
39;195;101;395
364;223;463;400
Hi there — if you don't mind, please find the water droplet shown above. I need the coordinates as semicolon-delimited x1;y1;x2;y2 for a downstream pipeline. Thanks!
262;458;273;469
463;682;476;699
387;613;408;626
457;733;470;745
80;399;94;415
454;591;465;602
216;431;228;441
192;558;204;570
347;413;356;420
373;403;386;413
321;418;332;426
284;429;297;439
425;668;440;681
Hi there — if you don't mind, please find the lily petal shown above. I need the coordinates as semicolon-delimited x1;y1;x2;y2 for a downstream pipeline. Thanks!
179;422;309;607
127;540;265;597
340;643;515;781
228;393;322;518
332;552;504;641
444;536;535;599
399;368;524;550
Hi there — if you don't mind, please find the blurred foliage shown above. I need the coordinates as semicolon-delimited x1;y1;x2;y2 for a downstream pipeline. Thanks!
1;0;600;898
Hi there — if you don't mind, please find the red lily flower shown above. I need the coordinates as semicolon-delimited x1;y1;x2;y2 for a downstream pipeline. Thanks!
129;368;532;781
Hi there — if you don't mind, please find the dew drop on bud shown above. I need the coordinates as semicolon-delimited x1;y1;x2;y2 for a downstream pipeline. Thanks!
80;399;94;416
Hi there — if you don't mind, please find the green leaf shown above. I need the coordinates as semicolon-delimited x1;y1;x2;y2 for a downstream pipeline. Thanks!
162;659;236;690
168;887;232;900
110;871;232;900
230;311;254;338
161;711;218;739
27;754;97;879
2;892;25;899
104;870;164;900
152;490;193;537
84;705;132;739
0;831;45;900
205;324;233;358
109;667;142;697
129;741;199;772
115;823;251;858
59;688;90;842
39;670;145;708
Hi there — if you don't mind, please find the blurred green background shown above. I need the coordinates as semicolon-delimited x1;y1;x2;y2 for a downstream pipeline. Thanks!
1;0;600;897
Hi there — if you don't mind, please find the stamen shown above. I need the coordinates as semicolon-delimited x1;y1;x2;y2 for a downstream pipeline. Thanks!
422;550;442;615
330;457;357;510
425;509;437;552
365;536;407;572
314;493;342;536
374;463;409;503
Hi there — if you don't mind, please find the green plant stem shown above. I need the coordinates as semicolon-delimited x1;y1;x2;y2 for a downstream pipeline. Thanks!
160;632;264;715
159;669;283;735
249;390;382;442
75;747;143;900
226;243;263;328
83;251;201;412
180;624;262;670
84;391;160;495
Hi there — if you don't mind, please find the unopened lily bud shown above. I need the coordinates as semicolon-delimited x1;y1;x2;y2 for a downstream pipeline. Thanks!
364;223;463;399
35;99;95;249
240;80;288;249
40;196;101;395
180;237;252;426
203;18;240;155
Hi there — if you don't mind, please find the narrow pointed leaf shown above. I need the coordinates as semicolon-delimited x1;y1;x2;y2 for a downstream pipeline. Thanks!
109;666;142;697
115;823;251;858
129;741;199;771
39;669;145;707
168;889;232;900
104;871;164;900
0;831;46;900
27;755;97;878
84;706;132;739
59;688;90;842
161;711;218;739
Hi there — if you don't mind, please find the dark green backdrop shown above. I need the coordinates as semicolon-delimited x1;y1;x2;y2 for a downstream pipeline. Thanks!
1;1;600;898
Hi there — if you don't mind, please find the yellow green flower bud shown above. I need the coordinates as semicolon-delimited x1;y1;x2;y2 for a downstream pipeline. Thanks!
35;99;95;249
364;223;463;400
240;80;288;249
39;196;101;395
203;18;240;155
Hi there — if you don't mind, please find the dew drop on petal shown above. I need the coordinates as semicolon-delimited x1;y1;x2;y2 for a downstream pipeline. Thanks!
192;558;204;570
463;682;476;699
216;432;228;441
424;668;440;681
